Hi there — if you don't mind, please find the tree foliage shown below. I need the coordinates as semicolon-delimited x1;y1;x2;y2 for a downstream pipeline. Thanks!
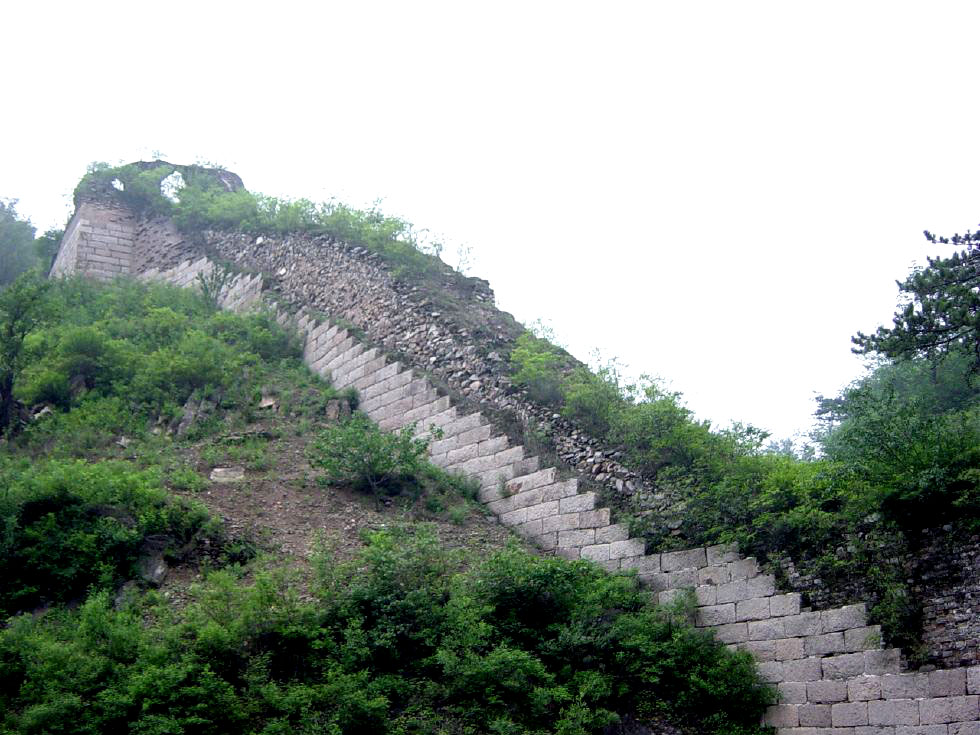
853;227;980;369
0;274;51;436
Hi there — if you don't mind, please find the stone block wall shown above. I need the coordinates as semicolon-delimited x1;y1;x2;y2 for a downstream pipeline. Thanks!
49;201;136;280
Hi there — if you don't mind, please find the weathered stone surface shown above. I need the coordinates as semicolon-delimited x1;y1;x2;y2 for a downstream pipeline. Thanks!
661;547;707;571
868;698;919;726
930;669;968;697
809;679;848;703
832;701;869;727
210;467;245;483
848;675;883;702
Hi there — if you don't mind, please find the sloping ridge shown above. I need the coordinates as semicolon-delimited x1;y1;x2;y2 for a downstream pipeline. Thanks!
135;253;980;734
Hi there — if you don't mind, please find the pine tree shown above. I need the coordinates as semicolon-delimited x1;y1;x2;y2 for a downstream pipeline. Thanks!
853;226;980;369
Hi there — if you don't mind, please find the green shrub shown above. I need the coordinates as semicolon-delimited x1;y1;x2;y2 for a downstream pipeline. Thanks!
0;459;216;615
308;415;429;499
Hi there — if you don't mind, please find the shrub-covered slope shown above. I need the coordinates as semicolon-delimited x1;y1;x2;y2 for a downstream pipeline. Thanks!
0;275;773;735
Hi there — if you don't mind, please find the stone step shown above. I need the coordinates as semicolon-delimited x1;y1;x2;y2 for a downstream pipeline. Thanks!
332;348;382;387
313;330;351;366
324;342;365;376
360;368;413;404
336;354;388;390
350;359;399;393
448;445;524;477
378;395;453;432
360;377;428;415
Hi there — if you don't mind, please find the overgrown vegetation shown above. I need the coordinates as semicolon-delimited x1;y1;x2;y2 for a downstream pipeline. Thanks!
74;162;452;282
510;231;980;656
0;528;772;735
0;459;217;617
0;200;61;287
0;273;771;732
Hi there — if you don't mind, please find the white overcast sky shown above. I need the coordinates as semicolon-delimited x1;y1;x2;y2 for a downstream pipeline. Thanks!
3;1;980;441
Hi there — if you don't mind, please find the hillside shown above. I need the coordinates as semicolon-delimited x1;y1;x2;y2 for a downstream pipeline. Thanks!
1;161;979;733
0;276;773;734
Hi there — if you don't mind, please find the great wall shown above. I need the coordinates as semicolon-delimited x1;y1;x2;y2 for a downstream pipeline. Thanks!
49;166;980;733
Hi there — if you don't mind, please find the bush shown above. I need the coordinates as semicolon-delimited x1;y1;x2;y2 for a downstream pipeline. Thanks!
308;415;430;499
0;459;216;615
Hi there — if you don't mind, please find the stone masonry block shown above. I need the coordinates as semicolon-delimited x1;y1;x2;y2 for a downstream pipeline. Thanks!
770;593;802;617
661;547;707;572
729;556;760;579
580;544;611;562
868;698;919;726
775;637;805;661
809;679;848;703
695;586;717;606
500;508;527;527
882;673;930;700
713;622;749;644
778;681;808;704
525;500;560;522
784;611;822;637
580;509;612;529
559;492;595;513
458;424;494;447
636;572;669;592
782;657;824;682
503;467;557;495
667;569;696;589
822;652;867;680
539;479;580;502
707;542;740;565
799;703;832;727
846;626;883;652
621;554;660;573
821;604;867;634
609;538;645;559
896;727;953;735
534;532;558;550
919;695;979;725
929;669;967;697
516;519;543;537
542;513;580;534
696;604;736;627
477;436;509;457
832;701;869;727
848;675;882;702
969;666;980;695
865;649;902;675
743;639;777;662
746;574;776;598
716;579;748;605
806;632;846;657
951;723;980;735
757;661;784;683
736;597;770;622
698;565;730;586
558;529;595;548
594;521;626;541
763;704;799;727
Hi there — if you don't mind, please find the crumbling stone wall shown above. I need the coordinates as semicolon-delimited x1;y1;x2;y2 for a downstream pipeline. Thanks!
917;533;980;669
49;201;136;280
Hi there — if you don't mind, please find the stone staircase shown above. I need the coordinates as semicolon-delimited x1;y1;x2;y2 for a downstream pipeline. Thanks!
140;255;980;734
